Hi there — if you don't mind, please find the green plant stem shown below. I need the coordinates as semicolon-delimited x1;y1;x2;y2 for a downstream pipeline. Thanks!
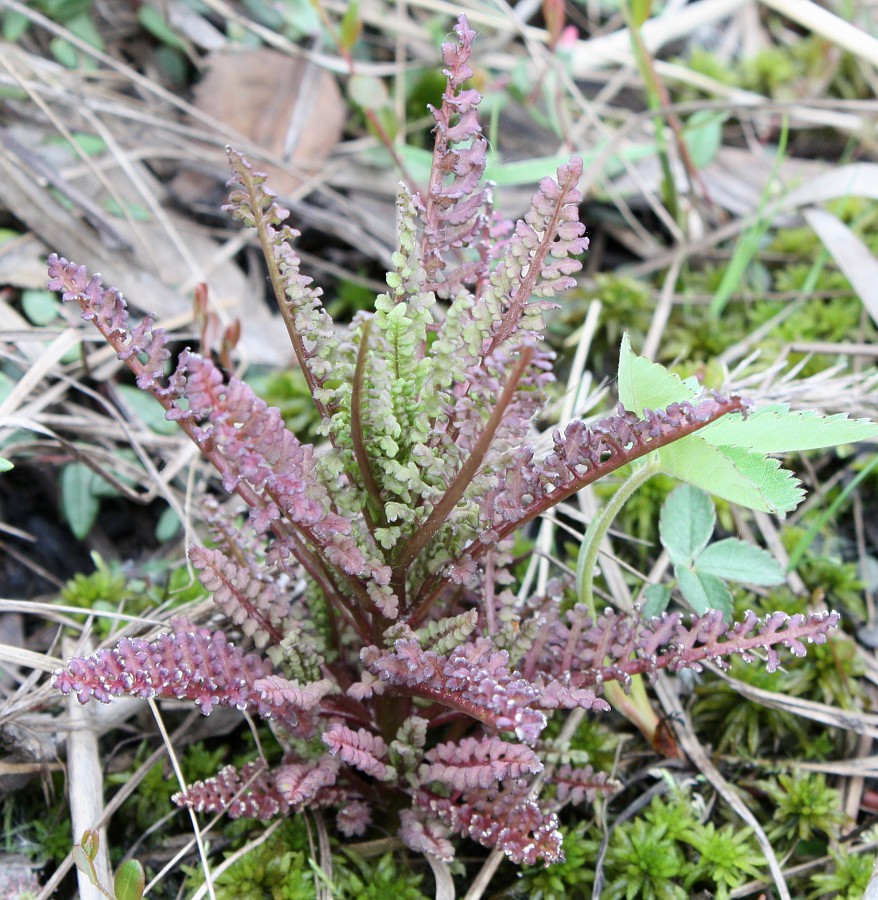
576;456;663;617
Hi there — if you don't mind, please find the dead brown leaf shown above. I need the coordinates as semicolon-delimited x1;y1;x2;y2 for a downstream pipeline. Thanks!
172;47;346;203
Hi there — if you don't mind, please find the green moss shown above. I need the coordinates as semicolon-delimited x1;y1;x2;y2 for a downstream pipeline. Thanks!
760;772;844;845
335;851;428;900
681;822;766;899
809;845;874;898
183;820;314;900
603;816;688;900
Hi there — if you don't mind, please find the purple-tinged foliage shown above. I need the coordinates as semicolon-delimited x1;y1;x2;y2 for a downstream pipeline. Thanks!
399;810;455;862
419;736;542;790
419;14;491;294
322;724;395;781
47;257;173;397
551;764;618;807
274;757;341;806
53;621;306;728
363;637;548;744
173;762;288;820
337;800;373;838
524;605;840;692
420;778;564;866
49;14;842;871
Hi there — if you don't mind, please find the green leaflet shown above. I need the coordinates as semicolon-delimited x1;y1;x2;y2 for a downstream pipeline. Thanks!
654;486;784;617
658;483;715;565
699;405;878;453
617;332;699;415
676;566;733;618
658;437;803;515
616;333;875;516
697;538;785;585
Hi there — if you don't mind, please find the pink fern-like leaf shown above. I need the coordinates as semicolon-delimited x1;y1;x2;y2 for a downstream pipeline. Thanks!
223;148;337;413
47;254;175;398
189;545;287;648
551;764;618;807
398;810;455;861
363;637;546;745
274;756;341;806
419;736;542;790
53;621;306;727
337;800;373;837
173;762;288;820
485;157;588;353
524;605;840;693
420;779;563;865
419;14;490;293
182;354;367;576
254;675;336;711
322;724;395;781
480;394;750;547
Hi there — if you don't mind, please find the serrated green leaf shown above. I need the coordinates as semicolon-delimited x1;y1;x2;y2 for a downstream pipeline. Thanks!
0;457;12;473
676;565;709;616
696;537;785;585
658;438;804;514
114;859;145;900
658;438;770;511
718;445;805;515
701;405;878;453
659;484;715;565
61;463;101;540
617;333;698;415
676;566;733;617
642;583;671;618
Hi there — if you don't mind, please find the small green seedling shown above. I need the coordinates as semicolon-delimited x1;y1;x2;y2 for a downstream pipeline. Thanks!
72;829;145;900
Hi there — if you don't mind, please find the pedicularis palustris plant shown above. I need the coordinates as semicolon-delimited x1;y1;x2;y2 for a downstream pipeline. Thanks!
50;16;868;868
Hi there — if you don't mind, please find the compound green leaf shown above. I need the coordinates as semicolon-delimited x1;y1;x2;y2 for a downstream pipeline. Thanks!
701;405;878;454
696;538;785;585
642;583;672;618
659;484;715;566
676;566;733;618
617;333;698;415
658;438;803;515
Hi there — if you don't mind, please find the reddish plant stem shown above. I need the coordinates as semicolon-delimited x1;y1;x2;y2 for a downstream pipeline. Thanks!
405;395;747;628
392;347;533;579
